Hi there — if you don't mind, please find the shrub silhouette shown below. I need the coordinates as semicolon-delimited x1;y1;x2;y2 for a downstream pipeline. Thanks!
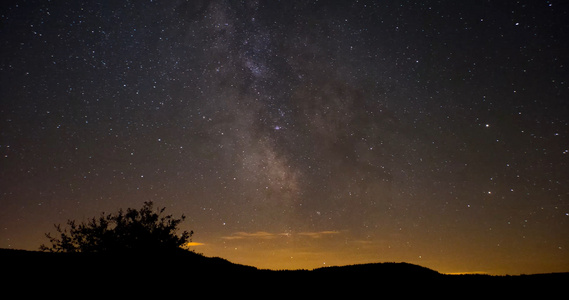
40;201;193;253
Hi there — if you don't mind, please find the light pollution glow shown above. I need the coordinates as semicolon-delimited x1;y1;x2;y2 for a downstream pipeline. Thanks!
1;0;567;277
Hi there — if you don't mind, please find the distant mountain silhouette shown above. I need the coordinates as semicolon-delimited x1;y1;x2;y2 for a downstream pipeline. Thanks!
2;248;567;296
312;261;442;277
1;248;256;276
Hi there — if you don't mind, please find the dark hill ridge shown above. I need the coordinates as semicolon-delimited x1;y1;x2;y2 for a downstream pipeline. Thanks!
2;248;567;293
1;248;438;277
1;248;258;276
312;261;442;277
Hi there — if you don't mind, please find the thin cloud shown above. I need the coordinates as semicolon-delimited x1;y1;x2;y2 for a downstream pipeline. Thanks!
222;230;341;240
221;231;279;240
185;242;205;246
298;231;341;238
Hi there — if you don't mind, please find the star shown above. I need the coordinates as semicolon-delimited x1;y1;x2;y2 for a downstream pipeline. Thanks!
0;0;567;276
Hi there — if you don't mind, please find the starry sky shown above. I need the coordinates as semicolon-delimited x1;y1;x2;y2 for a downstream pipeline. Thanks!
1;0;568;275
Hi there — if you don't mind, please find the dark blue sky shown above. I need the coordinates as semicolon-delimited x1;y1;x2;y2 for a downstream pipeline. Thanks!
1;0;567;274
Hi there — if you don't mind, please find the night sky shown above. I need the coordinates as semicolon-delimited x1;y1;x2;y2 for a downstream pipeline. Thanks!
1;0;568;275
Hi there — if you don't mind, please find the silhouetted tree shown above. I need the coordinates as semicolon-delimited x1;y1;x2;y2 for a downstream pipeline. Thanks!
40;201;193;253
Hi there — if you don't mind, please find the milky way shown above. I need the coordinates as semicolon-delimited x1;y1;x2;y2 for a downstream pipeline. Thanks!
1;1;568;274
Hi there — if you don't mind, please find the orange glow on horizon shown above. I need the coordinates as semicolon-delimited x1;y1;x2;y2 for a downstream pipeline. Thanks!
191;229;568;276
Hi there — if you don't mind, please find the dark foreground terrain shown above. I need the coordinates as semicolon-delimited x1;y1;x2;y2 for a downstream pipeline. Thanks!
2;248;567;296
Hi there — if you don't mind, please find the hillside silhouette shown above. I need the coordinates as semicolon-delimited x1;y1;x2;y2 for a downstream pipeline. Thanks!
2;248;567;295
3;202;567;296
